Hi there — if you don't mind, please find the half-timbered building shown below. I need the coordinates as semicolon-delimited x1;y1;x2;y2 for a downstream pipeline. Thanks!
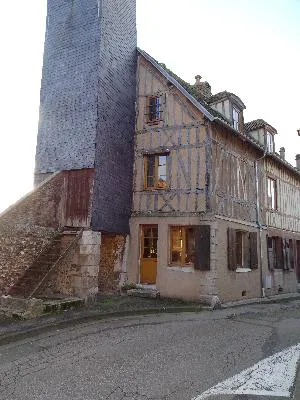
128;49;300;302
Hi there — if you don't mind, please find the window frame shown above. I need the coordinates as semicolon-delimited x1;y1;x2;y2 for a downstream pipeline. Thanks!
267;177;278;211
228;228;258;271
146;96;161;125
232;106;240;131
266;131;274;153
169;226;196;267
144;153;168;190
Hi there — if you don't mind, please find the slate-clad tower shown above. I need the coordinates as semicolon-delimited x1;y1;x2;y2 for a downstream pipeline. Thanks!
35;0;137;233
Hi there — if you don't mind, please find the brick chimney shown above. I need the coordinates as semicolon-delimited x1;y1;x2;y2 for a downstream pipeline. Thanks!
296;154;300;171
279;147;285;160
194;75;212;101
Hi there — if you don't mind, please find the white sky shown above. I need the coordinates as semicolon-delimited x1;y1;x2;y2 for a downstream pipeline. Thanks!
0;0;299;213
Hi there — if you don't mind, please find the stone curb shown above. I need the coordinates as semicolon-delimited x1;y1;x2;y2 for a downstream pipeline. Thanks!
0;293;299;346
222;293;300;309
0;306;204;346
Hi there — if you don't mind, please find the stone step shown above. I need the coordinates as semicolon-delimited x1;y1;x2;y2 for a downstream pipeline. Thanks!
0;295;84;319
43;298;84;313
127;288;160;299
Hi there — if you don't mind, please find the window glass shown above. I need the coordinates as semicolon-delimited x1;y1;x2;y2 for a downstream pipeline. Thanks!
267;177;277;209
266;132;274;152
170;227;195;266
233;107;239;130
157;156;167;188
144;154;168;189
148;96;160;123
146;155;155;188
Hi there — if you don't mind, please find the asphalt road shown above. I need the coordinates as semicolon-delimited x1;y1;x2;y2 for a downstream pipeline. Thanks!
0;300;300;400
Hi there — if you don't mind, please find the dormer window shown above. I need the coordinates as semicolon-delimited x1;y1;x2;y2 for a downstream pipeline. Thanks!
232;106;240;130
266;131;274;153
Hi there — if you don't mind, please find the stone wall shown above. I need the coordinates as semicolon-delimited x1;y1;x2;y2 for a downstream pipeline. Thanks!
0;224;56;295
40;231;101;299
0;172;64;229
99;234;128;293
0;174;64;295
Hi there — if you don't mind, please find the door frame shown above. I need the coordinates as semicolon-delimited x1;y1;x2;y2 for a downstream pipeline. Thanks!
139;224;158;285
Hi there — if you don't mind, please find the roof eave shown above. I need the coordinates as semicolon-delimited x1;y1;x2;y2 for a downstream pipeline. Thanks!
214;118;300;178
137;48;215;122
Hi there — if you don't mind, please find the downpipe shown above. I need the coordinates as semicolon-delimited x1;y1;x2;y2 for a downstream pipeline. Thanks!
255;149;267;298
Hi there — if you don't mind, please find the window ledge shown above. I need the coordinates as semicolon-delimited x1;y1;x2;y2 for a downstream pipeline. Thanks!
236;267;252;273
167;266;194;273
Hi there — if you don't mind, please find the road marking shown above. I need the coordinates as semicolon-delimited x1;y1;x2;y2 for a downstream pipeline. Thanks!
193;343;300;399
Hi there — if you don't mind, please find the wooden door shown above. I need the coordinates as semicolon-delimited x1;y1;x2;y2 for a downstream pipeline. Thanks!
140;225;158;284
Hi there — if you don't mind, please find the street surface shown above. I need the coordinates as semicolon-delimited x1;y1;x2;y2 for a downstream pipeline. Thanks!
0;300;300;400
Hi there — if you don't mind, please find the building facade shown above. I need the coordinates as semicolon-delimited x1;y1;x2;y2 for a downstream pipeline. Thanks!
128;50;300;302
0;2;299;304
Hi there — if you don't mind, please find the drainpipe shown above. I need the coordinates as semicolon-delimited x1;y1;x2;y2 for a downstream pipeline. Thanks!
255;147;267;298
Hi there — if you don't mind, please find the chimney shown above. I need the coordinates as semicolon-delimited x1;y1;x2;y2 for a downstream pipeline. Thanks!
194;75;212;101
296;154;300;171
279;147;285;160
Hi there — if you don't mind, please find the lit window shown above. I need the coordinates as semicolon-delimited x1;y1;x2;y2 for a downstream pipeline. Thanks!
144;154;168;189
146;96;161;124
170;226;195;266
232;106;240;130
266;131;274;152
267;177;277;210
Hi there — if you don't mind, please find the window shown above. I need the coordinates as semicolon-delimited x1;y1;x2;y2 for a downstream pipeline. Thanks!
144;154;168;189
267;177;277;210
266;131;274;153
267;236;294;270
283;239;295;270
232;106;240;130
228;229;258;270
267;236;278;270
170;225;211;270
146;96;161;124
170;226;195;266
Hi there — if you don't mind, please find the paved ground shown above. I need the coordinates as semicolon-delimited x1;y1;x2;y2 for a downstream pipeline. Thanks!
0;300;299;399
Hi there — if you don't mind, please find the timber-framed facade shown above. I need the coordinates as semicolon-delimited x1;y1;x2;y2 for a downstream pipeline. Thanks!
128;49;300;302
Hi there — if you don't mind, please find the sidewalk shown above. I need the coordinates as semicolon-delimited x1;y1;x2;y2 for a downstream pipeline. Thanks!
0;293;300;346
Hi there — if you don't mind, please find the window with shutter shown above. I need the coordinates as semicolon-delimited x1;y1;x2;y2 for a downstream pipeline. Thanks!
275;237;284;269
289;239;295;269
249;232;258;269
144;154;168;189
227;228;257;271
169;225;210;270
228;228;237;271
194;225;210;271
267;236;277;271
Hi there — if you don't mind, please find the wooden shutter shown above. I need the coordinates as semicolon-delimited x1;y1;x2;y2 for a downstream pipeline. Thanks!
194;225;210;271
283;239;289;270
228;228;237;271
250;232;258;269
267;236;274;271
275;237;284;269
289;239;294;269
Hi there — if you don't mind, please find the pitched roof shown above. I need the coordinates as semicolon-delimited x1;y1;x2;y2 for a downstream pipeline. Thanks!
245;119;277;134
137;48;231;124
208;91;246;109
137;49;299;178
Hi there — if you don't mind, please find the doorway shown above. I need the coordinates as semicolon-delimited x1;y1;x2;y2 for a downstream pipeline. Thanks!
140;225;158;284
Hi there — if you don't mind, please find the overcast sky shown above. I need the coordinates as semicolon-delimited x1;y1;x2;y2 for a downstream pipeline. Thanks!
0;0;299;212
